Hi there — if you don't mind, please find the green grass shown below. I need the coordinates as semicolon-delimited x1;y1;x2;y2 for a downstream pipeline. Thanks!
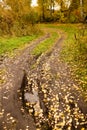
32;30;58;56
0;34;39;56
57;24;78;61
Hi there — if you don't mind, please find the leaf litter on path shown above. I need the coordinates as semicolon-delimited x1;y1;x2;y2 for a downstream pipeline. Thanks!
0;30;87;130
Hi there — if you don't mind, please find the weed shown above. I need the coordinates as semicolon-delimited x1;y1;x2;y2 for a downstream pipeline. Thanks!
0;69;6;84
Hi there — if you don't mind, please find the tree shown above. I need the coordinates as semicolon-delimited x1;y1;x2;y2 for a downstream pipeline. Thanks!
38;0;47;21
0;0;40;36
83;0;87;18
5;0;31;18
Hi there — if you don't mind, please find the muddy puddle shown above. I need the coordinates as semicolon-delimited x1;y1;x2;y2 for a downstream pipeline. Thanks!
19;73;52;130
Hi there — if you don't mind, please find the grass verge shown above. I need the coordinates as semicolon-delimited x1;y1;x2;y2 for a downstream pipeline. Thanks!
0;34;40;56
57;24;87;92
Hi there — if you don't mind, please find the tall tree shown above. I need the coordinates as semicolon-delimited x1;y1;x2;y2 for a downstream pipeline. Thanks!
38;0;47;21
83;0;87;16
5;0;31;18
80;0;83;18
38;0;56;21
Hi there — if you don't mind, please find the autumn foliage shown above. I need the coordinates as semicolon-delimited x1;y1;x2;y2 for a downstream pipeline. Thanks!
0;0;87;36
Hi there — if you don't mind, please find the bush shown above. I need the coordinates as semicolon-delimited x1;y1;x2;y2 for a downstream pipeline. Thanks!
0;9;39;36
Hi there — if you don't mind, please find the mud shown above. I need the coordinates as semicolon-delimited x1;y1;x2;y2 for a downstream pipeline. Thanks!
0;30;87;130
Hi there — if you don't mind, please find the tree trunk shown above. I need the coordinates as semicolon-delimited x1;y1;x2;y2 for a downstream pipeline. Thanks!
80;0;83;20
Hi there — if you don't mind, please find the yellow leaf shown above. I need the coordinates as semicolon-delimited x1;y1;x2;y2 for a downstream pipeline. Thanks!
81;128;85;130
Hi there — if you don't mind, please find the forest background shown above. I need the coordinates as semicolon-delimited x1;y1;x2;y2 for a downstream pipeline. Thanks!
0;0;87;36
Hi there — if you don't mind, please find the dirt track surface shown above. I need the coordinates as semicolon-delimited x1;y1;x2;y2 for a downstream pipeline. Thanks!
0;30;87;130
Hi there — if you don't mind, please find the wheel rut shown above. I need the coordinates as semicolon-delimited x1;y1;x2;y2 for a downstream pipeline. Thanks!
0;31;87;130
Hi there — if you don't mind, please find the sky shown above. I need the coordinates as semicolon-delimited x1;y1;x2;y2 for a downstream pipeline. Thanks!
31;0;60;10
31;0;38;7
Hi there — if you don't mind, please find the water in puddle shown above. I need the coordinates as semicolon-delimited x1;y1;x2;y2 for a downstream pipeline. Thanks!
24;91;39;104
24;88;45;129
24;88;43;115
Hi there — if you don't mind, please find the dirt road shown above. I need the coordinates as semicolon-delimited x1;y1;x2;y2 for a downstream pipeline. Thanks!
0;29;87;130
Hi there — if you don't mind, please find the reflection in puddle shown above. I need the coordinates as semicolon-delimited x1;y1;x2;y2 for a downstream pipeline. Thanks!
24;88;44;129
24;91;39;104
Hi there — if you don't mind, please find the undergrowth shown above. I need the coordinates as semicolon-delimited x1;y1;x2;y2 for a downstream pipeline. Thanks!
72;25;87;91
58;24;87;91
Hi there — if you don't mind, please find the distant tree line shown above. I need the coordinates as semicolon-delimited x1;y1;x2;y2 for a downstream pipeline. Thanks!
37;0;87;23
0;0;87;36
